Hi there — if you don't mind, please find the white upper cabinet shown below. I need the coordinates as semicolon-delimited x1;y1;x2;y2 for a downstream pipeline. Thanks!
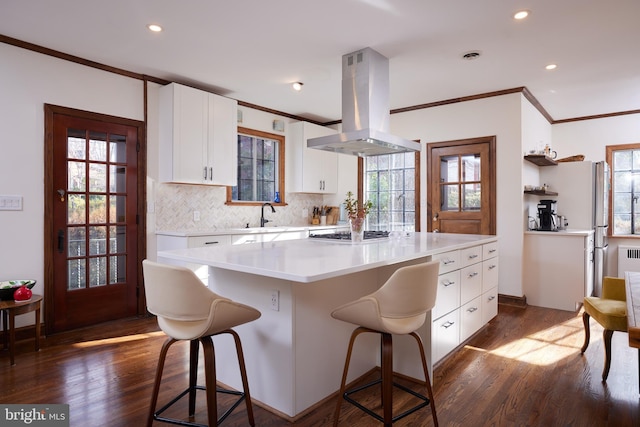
159;83;238;185
287;121;338;193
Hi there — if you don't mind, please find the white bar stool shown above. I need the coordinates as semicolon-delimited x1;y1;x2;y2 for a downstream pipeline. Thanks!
331;260;440;426
142;260;261;426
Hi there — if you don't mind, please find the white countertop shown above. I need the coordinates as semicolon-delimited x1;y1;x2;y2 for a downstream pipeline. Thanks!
524;228;594;236
158;232;497;283
157;224;347;237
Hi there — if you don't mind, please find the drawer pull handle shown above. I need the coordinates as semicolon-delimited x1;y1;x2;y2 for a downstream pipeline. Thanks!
489;249;496;253
443;259;456;265
468;254;479;259
488;295;496;301
442;320;455;329
468;272;479;278
467;307;478;313
488;264;497;270
442;280;456;287
204;241;219;245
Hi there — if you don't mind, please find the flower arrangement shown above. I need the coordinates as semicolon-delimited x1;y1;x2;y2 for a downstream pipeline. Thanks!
344;191;373;221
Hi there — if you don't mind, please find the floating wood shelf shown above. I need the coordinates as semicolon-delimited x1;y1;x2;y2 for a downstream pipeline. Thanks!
524;155;558;166
524;190;558;196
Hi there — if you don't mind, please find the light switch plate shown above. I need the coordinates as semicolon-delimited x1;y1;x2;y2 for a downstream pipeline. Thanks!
0;195;23;211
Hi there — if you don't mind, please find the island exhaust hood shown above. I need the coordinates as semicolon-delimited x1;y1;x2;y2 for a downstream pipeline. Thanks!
307;47;420;157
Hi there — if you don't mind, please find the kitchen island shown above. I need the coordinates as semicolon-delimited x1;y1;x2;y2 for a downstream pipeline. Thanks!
158;232;498;420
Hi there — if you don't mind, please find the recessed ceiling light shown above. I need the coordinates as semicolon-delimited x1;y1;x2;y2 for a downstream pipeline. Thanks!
545;64;557;70
147;24;163;32
292;82;304;91
514;10;530;20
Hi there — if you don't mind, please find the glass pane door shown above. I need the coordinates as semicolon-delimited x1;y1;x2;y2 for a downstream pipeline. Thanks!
66;129;128;290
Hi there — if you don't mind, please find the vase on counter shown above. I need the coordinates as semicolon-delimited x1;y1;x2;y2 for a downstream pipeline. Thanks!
350;217;365;243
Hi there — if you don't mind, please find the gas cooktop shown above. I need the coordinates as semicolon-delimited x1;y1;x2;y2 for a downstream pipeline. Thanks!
308;231;390;241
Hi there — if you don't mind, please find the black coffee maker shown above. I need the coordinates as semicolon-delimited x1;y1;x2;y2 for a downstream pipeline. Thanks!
537;199;558;231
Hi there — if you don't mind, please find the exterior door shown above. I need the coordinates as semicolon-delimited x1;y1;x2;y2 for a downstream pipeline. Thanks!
427;136;496;235
45;105;145;334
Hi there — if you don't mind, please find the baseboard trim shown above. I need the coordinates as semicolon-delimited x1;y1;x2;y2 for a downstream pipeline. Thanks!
0;323;44;343
498;293;527;308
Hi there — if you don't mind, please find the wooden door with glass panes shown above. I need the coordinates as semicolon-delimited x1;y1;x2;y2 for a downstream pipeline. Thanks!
427;137;496;235
46;107;141;333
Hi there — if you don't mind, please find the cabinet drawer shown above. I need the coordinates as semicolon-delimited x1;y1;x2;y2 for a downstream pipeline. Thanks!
460;264;483;304
460;245;483;268
432;250;461;274
483;241;498;260
188;235;231;247
482;287;498;324
460;296;483;342
482;258;499;293
433;270;460;319
433;309;460;363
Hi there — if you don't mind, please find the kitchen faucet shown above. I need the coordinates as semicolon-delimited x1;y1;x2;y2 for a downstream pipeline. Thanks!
261;202;276;227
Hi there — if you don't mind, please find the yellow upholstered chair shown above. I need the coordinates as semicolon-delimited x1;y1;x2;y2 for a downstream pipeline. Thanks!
331;260;440;427
142;260;261;427
581;276;627;381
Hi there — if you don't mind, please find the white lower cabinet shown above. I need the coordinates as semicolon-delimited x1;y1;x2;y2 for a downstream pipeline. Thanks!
433;309;460;363
432;240;499;364
460;296;483;342
157;234;233;283
433;270;460;319
482;287;498;325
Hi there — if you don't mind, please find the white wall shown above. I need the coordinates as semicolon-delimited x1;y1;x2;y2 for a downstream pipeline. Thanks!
522;97;554;223
391;93;526;298
0;43;143;327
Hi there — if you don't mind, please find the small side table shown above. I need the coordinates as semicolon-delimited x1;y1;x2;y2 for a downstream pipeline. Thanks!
0;294;42;365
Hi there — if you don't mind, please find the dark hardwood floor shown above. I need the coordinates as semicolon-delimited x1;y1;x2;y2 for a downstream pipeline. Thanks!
1;303;638;426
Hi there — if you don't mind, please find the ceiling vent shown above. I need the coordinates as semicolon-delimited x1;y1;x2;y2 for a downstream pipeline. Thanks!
462;51;481;60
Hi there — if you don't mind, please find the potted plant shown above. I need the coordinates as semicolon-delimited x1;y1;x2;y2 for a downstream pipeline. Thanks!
344;191;373;243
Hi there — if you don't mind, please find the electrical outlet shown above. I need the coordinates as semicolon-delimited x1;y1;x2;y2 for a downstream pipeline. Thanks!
271;290;279;311
302;208;308;218
193;211;200;221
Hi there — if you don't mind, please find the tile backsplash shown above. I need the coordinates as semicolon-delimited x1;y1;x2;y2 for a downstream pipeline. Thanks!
155;183;325;232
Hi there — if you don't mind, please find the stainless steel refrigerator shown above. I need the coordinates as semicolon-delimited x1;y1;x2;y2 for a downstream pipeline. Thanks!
540;160;610;296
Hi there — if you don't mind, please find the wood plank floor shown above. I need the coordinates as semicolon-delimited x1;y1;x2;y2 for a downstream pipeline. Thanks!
0;303;638;426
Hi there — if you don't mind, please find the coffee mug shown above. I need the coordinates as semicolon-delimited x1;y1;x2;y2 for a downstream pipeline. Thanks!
550;150;557;159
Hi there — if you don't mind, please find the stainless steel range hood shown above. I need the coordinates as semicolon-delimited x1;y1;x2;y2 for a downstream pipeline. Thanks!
307;47;420;157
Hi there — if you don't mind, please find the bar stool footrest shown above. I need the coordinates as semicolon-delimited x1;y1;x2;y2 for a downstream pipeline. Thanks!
343;377;432;424
153;385;247;427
